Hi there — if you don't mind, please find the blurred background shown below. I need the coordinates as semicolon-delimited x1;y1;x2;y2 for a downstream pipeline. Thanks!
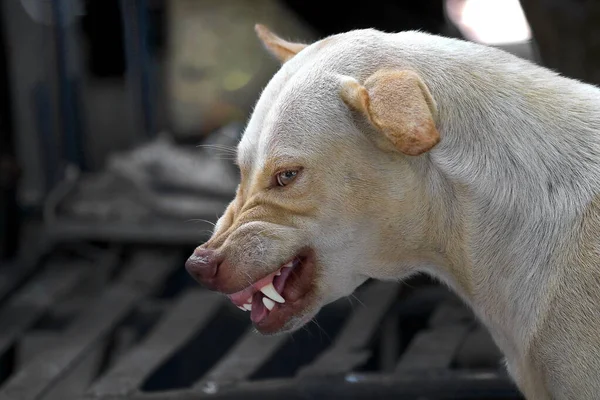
0;1;597;399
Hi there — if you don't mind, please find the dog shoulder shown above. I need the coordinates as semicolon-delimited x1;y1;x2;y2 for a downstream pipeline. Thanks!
526;194;600;399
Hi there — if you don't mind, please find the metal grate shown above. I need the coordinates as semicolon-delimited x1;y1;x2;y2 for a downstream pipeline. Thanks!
0;242;523;400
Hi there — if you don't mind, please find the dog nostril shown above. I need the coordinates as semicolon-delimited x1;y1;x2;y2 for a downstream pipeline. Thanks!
185;248;219;282
193;245;208;256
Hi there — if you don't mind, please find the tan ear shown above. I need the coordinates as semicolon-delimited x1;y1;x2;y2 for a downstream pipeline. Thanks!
255;24;307;63
340;70;440;156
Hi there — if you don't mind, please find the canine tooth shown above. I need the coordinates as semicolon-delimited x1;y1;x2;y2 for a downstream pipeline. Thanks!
276;270;281;276
262;297;275;311
243;303;252;311
238;306;247;311
246;296;253;304
283;261;294;269
260;282;285;303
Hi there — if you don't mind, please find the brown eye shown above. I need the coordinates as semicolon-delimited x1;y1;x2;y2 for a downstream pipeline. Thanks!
276;170;299;187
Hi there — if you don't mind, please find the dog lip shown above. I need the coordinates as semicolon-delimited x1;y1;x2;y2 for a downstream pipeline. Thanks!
253;249;317;333
226;255;300;307
224;248;316;332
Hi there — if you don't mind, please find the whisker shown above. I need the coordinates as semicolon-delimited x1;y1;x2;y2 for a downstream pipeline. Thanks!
301;324;314;337
211;157;238;161
212;152;238;158
254;227;287;237
243;271;255;287
197;143;237;149
310;318;331;342
197;144;238;153
401;279;416;290
350;293;366;308
186;218;217;228
194;229;215;236
346;296;356;311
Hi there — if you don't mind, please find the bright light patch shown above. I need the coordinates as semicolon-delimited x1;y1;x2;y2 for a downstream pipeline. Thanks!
446;0;532;45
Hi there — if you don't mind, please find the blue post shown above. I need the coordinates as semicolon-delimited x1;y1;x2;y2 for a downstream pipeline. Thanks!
50;0;86;170
120;0;155;139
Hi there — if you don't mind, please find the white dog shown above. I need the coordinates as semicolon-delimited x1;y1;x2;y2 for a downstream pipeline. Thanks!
185;25;600;399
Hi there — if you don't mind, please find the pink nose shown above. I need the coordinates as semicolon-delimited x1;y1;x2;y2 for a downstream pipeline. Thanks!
185;248;221;286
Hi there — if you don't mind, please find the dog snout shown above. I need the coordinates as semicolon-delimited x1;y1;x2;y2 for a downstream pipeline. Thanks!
185;248;221;287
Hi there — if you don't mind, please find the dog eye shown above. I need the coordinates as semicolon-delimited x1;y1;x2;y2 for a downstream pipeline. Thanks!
276;170;299;187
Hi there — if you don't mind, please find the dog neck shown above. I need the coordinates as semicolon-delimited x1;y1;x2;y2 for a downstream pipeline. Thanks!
381;34;600;361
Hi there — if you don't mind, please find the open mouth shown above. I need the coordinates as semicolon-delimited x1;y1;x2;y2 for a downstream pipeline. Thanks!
226;248;316;333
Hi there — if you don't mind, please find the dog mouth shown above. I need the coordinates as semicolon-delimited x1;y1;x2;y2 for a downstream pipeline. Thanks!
226;248;316;333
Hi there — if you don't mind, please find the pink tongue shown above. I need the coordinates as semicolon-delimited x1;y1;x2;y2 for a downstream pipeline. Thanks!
227;270;279;307
227;285;256;307
250;292;268;323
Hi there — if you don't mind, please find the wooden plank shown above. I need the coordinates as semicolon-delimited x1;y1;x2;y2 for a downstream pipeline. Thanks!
50;246;123;319
0;238;50;304
298;281;399;377
428;301;472;328
395;297;473;373
105;299;170;369
89;290;223;397
0;262;86;356
455;326;503;369
192;330;289;388
14;247;123;400
0;249;181;400
395;325;470;372
378;312;401;372
17;332;104;400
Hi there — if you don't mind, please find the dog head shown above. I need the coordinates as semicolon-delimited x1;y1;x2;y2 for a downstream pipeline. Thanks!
186;26;441;334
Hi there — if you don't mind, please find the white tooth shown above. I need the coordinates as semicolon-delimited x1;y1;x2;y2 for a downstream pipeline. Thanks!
262;296;275;311
243;303;252;311
260;282;285;303
238;306;247;311
276;270;281;276
246;296;253;304
283;261;294;269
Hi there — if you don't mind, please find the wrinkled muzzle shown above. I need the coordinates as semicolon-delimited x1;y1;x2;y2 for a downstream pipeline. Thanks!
185;203;317;331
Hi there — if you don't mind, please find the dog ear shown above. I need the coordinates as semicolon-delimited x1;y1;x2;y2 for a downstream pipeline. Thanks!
255;24;308;63
340;70;440;156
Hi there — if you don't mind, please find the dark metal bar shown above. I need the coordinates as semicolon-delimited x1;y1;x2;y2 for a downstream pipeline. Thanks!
92;371;522;400
0;249;181;400
0;0;18;261
298;282;399;377
45;220;215;245
118;249;182;288
32;83;60;193
193;329;289;389
395;325;470;372
90;290;223;397
0;262;86;356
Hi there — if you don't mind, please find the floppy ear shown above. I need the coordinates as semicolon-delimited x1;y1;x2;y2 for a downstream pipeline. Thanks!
255;24;308;63
340;70;440;156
